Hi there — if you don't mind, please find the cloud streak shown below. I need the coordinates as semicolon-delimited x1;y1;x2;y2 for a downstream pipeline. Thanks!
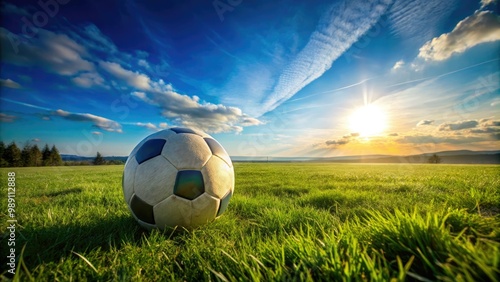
0;98;52;111
0;78;21;89
52;109;123;133
259;0;392;115
0;113;17;122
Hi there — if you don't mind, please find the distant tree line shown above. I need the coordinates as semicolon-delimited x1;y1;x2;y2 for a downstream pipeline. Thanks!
0;142;125;167
0;141;62;167
92;152;124;165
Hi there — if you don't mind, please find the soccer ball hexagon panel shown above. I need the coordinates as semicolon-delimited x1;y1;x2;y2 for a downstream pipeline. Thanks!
122;127;234;230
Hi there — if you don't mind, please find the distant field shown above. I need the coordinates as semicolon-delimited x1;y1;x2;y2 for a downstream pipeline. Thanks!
1;164;499;281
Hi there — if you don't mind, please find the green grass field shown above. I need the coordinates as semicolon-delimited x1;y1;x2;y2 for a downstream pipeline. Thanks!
1;163;499;281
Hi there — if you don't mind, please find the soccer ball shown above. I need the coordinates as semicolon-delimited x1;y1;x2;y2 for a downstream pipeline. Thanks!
122;127;234;230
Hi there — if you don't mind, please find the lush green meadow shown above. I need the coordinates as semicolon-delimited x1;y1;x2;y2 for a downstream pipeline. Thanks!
1;163;499;281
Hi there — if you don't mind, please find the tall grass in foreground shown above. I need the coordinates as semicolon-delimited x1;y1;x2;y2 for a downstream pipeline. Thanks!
0;164;499;281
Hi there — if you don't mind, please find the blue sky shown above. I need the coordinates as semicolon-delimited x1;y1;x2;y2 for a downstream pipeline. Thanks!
0;0;499;157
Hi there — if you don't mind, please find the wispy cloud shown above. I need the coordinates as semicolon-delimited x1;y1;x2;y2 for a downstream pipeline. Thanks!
80;24;118;54
0;113;17;122
287;77;375;103
136;122;157;130
127;122;166;131
0;98;52;111
258;0;392;115
0;78;21;89
388;0;458;44
387;58;500;92
52;109;123;133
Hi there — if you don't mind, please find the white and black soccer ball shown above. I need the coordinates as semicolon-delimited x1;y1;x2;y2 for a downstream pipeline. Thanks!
122;127;234;230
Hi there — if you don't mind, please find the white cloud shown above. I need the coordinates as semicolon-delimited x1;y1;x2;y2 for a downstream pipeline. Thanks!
259;0;392;115
418;11;500;61
99;61;151;90
134;83;261;133
131;91;148;101
91;131;103;136
0;27;94;76
159;122;168;129
72;72;105;88
52;109;122;133
392;60;405;70
134;122;159;131
138;59;150;68
0;78;21;89
481;0;497;8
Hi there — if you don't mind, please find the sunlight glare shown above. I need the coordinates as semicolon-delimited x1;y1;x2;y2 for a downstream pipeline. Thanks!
349;104;387;137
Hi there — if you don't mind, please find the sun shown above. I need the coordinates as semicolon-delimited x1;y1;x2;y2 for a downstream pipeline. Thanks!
349;104;387;137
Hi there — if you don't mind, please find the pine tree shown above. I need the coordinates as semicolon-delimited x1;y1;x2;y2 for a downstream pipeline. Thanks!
49;145;63;166
93;152;105;165
4;142;22;167
31;144;42;166
0;141;7;167
21;143;33;167
42;144;51;166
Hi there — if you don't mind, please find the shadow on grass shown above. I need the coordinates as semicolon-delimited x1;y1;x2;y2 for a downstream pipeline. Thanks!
18;214;170;267
44;187;83;197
